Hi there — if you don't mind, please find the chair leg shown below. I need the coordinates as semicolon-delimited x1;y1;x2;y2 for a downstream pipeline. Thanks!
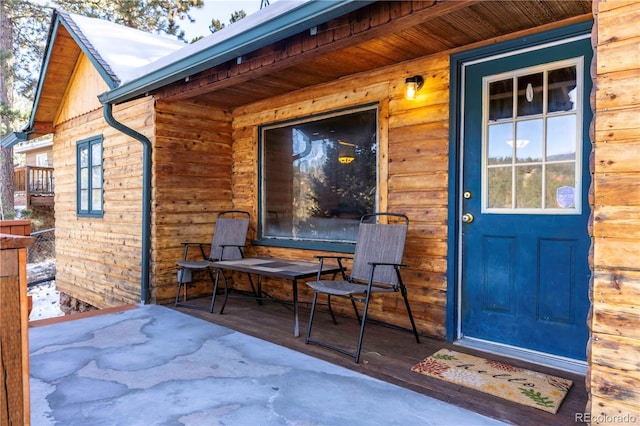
354;291;373;363
175;271;184;306
219;272;231;314
306;291;320;343
209;269;226;313
350;298;361;325
327;294;337;325
400;284;420;343
175;268;190;305
206;269;218;292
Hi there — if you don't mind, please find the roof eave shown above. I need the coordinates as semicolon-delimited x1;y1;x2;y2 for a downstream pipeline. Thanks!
25;11;59;130
17;10;122;144
99;0;375;105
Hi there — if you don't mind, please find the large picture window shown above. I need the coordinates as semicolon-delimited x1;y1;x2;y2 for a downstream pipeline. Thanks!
77;135;103;217
259;105;378;249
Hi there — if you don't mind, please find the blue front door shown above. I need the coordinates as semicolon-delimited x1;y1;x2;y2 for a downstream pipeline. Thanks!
460;36;592;360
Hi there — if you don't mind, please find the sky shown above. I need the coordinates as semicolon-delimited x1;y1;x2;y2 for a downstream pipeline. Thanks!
180;0;273;40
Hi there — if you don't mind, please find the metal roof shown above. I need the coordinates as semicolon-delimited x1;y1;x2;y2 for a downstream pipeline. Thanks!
98;0;374;104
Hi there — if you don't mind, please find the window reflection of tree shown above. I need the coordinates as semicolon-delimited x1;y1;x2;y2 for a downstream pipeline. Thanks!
262;107;377;242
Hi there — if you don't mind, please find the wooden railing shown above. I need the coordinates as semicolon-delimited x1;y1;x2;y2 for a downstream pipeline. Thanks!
14;166;54;208
0;230;33;424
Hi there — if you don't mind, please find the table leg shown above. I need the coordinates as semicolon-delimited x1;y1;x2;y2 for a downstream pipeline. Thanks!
293;278;299;337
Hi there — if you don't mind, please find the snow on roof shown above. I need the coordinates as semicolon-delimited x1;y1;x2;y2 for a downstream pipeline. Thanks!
62;11;187;84
121;0;307;85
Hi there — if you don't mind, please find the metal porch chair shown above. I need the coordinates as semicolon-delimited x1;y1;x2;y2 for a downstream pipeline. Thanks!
305;213;420;363
175;210;251;312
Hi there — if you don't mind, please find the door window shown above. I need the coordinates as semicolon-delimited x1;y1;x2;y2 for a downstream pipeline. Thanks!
482;59;582;214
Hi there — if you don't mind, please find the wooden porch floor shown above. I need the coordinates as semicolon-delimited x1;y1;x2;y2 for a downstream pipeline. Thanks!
168;296;587;425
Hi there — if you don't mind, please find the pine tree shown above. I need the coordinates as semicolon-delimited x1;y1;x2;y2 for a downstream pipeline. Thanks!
208;9;247;35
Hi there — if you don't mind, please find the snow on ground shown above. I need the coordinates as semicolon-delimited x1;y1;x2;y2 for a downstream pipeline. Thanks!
28;281;64;321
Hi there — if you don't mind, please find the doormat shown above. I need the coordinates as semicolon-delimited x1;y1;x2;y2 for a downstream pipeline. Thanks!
411;349;572;414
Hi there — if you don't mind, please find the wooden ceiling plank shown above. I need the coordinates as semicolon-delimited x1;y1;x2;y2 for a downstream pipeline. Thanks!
158;0;476;102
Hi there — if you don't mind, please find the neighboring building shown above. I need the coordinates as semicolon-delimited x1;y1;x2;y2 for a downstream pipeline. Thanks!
2;1;638;421
14;138;53;167
13;138;54;209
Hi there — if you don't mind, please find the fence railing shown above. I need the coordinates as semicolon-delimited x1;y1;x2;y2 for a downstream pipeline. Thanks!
14;166;55;207
27;228;56;286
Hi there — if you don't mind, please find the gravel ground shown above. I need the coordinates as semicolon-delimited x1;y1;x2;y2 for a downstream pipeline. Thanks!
28;281;64;321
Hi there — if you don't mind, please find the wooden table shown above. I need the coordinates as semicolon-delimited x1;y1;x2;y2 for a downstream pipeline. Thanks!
209;257;342;337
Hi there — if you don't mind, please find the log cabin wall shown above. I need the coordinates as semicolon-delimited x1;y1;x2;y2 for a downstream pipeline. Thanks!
152;100;234;302
590;0;640;421
53;53;150;307
230;53;450;338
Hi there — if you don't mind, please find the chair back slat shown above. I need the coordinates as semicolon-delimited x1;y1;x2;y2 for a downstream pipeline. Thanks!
350;219;407;285
209;211;250;261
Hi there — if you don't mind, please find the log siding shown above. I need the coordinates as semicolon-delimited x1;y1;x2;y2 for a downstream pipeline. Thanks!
589;0;640;422
54;92;148;308
151;100;234;302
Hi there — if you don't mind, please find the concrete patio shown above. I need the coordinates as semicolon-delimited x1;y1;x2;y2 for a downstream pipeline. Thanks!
29;304;506;425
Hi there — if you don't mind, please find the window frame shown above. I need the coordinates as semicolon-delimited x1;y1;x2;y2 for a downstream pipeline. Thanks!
481;57;584;215
256;104;380;253
76;135;104;218
35;153;48;167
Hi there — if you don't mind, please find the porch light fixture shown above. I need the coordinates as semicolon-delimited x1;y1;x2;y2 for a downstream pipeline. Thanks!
405;75;424;100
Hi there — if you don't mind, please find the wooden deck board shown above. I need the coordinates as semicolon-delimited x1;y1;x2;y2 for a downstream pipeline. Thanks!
167;296;587;425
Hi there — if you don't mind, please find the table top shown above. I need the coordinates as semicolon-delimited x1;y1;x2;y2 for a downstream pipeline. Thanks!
209;257;342;280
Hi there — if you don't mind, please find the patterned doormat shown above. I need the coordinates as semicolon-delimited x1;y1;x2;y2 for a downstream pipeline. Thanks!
411;349;572;414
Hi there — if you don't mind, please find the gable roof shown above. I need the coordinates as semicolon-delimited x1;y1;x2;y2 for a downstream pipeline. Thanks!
2;9;185;147
58;10;185;87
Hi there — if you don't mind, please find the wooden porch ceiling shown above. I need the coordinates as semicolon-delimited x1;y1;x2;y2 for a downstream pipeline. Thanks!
157;0;592;109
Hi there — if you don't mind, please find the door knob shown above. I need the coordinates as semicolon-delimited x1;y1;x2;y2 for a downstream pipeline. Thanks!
461;213;474;223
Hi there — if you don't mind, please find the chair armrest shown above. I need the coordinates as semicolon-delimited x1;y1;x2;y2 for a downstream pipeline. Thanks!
314;256;352;281
180;242;211;261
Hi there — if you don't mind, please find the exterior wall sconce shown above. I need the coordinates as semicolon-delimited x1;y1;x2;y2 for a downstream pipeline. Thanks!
405;75;424;100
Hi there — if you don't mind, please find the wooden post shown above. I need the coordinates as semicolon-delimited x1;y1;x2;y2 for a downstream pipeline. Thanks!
0;233;34;425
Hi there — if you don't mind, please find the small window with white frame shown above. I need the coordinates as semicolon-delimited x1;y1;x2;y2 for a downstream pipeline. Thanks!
35;153;48;167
